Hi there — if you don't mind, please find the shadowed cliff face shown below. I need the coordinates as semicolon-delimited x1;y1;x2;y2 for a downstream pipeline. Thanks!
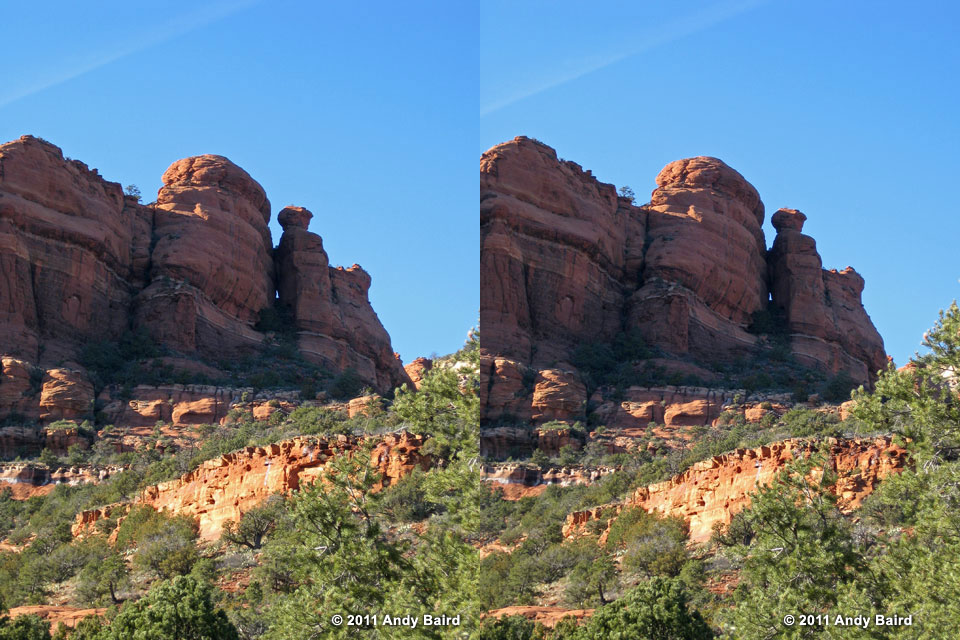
0;135;410;395
480;136;886;422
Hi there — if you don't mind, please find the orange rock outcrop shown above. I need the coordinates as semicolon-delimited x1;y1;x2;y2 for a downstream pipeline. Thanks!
563;437;907;543
485;606;594;628
482;463;617;500
73;432;429;541
0;463;122;499
8;606;106;632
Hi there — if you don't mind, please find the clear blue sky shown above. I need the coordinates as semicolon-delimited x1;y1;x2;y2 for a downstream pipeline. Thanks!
481;0;960;366
1;1;476;363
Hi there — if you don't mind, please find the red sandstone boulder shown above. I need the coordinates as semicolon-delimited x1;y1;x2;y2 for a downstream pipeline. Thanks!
531;369;586;422
38;368;93;421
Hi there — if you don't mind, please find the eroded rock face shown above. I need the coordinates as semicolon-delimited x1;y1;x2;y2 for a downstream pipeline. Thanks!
404;357;433;390
480;137;886;422
0;136;152;363
0;136;408;398
627;156;766;358
481;463;616;500
0;463;121;499
7;606;107;633
485;607;593;629
136;154;274;357
274;206;411;391
768;208;886;382
38;368;94;421
73;432;430;541
563;437;907;543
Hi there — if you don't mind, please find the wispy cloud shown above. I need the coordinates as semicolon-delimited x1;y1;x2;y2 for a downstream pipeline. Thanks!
0;0;261;109
481;0;768;116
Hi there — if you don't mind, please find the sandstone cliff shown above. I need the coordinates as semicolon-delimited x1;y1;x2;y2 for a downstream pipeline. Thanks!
480;137;886;424
0;135;408;399
73;432;429;541
562;436;906;543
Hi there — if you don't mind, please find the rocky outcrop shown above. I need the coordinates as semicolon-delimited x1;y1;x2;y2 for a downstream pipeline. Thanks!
7;606;106;633
73;432;430;541
0;135;407;397
0;136;152;365
768;208;886;383
38;367;94;420
485;607;593;629
0;463;121;499
482;463;616;499
404;357;433;390
0;423;93;459
480;137;886;423
274;206;411;391
480;425;583;460
563;437;907;543
135;155;274;357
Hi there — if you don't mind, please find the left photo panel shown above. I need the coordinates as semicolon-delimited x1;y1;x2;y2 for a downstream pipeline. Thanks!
0;2;478;639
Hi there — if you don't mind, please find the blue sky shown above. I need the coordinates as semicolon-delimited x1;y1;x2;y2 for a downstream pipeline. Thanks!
481;0;960;366
0;1;476;363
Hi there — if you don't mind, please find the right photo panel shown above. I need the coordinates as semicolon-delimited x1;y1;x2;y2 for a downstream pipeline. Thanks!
479;2;960;638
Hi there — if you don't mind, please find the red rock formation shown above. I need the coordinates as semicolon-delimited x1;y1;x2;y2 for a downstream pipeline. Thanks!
0;136;409;401
7;606;106;633
480;137;642;366
274;206;411;391
0;136;152;364
404;357;433;389
485;606;593;628
0;463;121;499
627;157;766;357
480;138;886;422
768;208;886;383
38;368;93;420
531;369;586;422
482;463;616;500
136;154;274;357
73;433;430;541
563;437;906;543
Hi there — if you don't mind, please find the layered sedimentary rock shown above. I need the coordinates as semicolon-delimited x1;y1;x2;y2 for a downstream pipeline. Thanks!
768;208;886;383
627;156;766;357
404;357;433;389
0;463;121;499
274;206;410;390
563;437;907;543
73;432;429;541
480;137;886;423
481;463;616;499
7;606;106;633
480;425;582;460
0;136;152;363
0;424;94;459
0;135;407;397
135;155;274;357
